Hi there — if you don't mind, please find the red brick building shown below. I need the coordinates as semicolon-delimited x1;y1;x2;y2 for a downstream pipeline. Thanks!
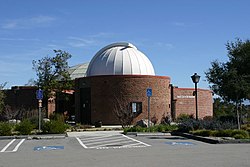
171;87;213;120
74;42;213;125
4;86;38;110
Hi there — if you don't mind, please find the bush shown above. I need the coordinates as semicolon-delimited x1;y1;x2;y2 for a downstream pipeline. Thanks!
0;122;12;136
177;117;238;132
29;116;39;129
15;119;34;135
123;124;178;134
233;134;245;139
217;115;236;123
203;116;213;121
177;119;201;132
241;124;250;133
213;129;233;137
191;130;213;137
49;113;65;122
231;130;249;139
42;120;67;134
177;114;194;122
191;129;249;139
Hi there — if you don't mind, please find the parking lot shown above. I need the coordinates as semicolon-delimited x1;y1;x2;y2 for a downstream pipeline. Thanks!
0;131;249;167
75;131;150;149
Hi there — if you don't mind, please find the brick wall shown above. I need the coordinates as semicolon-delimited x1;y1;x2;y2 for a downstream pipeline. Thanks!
75;75;171;125
173;87;213;119
4;86;38;110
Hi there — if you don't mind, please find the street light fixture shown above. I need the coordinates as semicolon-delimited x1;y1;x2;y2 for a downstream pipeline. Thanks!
191;73;200;120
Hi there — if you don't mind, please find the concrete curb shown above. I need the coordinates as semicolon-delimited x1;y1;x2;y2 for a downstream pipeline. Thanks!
0;134;66;140
171;132;250;144
171;132;220;144
126;132;171;136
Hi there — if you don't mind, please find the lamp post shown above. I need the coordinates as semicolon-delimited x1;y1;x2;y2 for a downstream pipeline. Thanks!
191;73;200;120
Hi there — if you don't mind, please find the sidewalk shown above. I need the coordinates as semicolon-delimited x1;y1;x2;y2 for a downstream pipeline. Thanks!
66;130;123;137
0;134;66;140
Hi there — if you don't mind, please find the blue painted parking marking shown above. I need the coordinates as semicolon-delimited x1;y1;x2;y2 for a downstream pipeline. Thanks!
165;142;196;146
34;146;64;151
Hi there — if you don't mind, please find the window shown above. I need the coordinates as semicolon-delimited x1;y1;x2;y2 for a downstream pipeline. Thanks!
130;102;142;116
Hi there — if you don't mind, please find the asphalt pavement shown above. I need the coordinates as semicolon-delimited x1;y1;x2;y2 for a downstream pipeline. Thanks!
0;131;249;167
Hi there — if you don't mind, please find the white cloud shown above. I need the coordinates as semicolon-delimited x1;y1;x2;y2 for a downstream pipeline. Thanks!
67;36;97;48
172;22;187;27
67;32;117;48
1;15;56;29
90;32;115;38
171;22;202;28
155;42;174;49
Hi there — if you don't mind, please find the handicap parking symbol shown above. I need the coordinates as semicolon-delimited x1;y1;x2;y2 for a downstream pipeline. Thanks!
165;142;196;146
34;146;64;151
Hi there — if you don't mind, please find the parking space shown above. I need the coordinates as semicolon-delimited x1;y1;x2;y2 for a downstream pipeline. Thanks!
134;135;204;148
0;139;25;153
0;132;199;153
0;133;249;167
0;133;210;153
75;131;151;149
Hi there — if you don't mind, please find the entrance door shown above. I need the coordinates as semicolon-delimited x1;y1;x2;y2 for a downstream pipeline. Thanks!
80;88;91;124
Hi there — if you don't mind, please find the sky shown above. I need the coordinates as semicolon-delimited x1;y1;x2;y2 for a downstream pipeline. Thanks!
0;0;250;89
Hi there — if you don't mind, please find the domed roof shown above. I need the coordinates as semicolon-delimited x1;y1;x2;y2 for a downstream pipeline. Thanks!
68;62;89;80
86;42;155;77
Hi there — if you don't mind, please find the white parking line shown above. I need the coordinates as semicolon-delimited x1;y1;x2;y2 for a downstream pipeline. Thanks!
76;133;150;149
1;139;16;152
13;139;25;152
84;137;128;146
76;137;87;149
89;140;134;148
122;134;151;147
0;139;25;153
83;135;122;142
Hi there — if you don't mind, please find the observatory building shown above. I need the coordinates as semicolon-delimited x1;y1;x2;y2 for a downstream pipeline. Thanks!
74;42;213;125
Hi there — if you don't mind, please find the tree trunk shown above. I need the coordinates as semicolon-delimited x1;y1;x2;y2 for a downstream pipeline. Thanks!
236;100;240;130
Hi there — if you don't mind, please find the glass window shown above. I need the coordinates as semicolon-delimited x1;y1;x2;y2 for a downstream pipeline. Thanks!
130;102;142;115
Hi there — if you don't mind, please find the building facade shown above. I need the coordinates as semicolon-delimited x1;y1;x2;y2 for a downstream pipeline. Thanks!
74;42;213;125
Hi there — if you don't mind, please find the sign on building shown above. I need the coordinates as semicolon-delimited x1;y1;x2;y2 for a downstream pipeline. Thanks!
147;88;152;97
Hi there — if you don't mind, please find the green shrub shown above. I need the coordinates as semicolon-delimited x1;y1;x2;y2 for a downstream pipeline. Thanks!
42;120;67;134
177;114;194;122
233;134;245;139
0;122;13;136
156;125;165;132
213;129;233;137
155;124;178;132
29;116;39;129
231;130;249;139
15;119;34;135
49;113;65;122
241;124;250;133
191;130;213;137
177;119;201;132
123;124;178;134
203;116;213;121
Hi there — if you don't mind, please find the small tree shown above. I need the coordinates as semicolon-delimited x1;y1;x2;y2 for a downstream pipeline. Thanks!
113;96;134;128
32;50;73;115
1;106;20;121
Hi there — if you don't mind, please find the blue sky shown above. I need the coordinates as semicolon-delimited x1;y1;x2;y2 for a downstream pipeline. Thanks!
0;0;250;89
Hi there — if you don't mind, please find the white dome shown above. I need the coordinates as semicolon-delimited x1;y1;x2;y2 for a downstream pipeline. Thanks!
86;42;155;76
